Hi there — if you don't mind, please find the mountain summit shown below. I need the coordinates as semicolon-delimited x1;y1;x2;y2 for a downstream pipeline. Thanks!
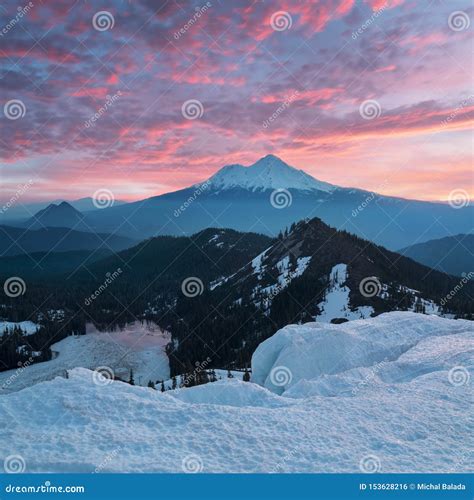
203;154;335;193
27;201;86;229
74;155;472;251
168;216;474;372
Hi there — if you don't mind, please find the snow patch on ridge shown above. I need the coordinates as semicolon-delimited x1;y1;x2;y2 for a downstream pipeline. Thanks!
315;264;374;323
257;256;312;307
251;247;271;278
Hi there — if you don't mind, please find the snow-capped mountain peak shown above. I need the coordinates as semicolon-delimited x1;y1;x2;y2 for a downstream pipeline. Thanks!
202;154;335;193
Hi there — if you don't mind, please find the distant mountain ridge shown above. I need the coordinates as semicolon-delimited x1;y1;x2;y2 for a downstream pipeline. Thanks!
0;225;136;257
207;218;472;319
166;217;474;373
0;197;126;222
74;155;472;251
26;202;86;230
1;155;471;250
399;234;474;277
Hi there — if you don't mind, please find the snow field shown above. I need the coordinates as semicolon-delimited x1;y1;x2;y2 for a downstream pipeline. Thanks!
0;312;472;473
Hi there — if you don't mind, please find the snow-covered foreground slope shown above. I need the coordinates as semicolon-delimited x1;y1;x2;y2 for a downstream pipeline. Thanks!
0;321;170;393
0;313;472;473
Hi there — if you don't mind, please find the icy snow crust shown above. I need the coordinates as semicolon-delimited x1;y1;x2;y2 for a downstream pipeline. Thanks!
0;313;472;473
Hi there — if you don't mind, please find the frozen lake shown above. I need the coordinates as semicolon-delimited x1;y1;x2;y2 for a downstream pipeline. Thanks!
0;321;170;394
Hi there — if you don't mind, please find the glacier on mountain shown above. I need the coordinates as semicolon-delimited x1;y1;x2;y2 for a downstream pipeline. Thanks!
202;154;335;193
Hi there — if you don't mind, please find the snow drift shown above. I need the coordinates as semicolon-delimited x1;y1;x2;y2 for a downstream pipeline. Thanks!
0;312;472;473
251;312;472;395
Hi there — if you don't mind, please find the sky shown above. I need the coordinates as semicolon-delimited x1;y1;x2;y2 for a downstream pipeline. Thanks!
0;0;473;204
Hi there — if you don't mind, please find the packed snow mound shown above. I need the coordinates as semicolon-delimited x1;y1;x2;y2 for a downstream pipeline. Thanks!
251;312;472;395
283;330;474;399
377;331;474;384
167;378;291;408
